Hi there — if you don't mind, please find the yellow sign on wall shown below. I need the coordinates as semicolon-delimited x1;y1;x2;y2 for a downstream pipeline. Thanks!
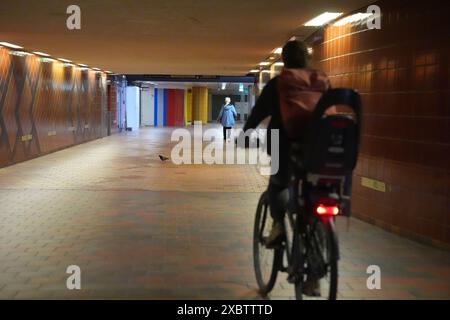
361;177;386;192
21;134;33;142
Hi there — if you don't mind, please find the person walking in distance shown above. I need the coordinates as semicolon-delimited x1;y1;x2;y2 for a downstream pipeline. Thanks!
217;97;237;141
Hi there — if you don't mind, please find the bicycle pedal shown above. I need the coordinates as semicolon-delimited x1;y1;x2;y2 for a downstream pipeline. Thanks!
287;274;297;284
263;239;283;250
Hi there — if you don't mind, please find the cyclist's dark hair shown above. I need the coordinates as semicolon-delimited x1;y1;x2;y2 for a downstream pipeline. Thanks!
282;40;309;69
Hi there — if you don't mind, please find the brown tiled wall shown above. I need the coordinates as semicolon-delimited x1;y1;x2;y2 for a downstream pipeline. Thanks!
308;0;450;247
0;47;107;168
107;84;118;134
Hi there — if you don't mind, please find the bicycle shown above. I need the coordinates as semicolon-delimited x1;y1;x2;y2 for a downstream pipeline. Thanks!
253;88;362;300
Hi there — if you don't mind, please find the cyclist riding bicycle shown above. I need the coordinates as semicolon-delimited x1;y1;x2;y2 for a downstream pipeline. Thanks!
242;40;335;296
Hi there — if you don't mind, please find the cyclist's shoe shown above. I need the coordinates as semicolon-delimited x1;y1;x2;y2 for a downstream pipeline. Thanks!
264;221;284;249
302;277;321;297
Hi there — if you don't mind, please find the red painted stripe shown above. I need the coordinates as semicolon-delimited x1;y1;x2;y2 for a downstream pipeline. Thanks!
165;89;184;127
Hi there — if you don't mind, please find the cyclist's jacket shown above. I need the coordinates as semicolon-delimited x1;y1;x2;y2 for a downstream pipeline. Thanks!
278;68;333;140
243;68;332;155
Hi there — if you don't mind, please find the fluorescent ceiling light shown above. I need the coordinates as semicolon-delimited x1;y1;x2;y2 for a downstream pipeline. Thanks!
304;12;343;26
92;68;101;71
0;42;23;49
78;63;88;67
33;51;50;57
334;13;373;26
58;58;72;63
274;62;284;66
249;69;260;73
105;71;113;74
259;62;270;66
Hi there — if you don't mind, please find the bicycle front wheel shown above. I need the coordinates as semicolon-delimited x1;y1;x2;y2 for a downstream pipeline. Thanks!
253;191;282;295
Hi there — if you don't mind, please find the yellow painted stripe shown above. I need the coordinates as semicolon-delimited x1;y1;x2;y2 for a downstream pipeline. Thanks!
192;87;208;124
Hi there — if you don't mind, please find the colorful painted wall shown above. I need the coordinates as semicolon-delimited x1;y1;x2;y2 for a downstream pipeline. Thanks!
152;88;186;127
0;46;106;168
308;0;450;247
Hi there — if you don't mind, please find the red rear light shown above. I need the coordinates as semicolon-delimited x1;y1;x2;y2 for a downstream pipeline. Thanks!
316;204;339;216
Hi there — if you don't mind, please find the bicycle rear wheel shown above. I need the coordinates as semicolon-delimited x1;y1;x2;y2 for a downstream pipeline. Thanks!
306;218;339;300
292;226;305;300
253;191;282;295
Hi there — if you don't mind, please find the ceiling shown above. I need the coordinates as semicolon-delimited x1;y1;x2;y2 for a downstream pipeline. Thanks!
0;0;372;75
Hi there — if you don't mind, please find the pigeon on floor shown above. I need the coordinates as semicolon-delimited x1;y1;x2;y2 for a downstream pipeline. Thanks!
159;155;170;161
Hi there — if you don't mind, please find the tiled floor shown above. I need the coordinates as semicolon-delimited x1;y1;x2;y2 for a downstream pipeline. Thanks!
0;125;449;300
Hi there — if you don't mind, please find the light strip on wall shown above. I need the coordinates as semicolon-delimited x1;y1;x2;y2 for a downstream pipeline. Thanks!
9;51;33;57
42;58;55;63
334;13;373;26
273;47;283;54
33;51;51;57
259;62;270;66
304;12;343;26
0;42;108;74
0;41;23;49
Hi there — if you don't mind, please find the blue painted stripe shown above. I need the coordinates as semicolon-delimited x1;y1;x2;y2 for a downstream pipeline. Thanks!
163;89;167;127
154;88;158;127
